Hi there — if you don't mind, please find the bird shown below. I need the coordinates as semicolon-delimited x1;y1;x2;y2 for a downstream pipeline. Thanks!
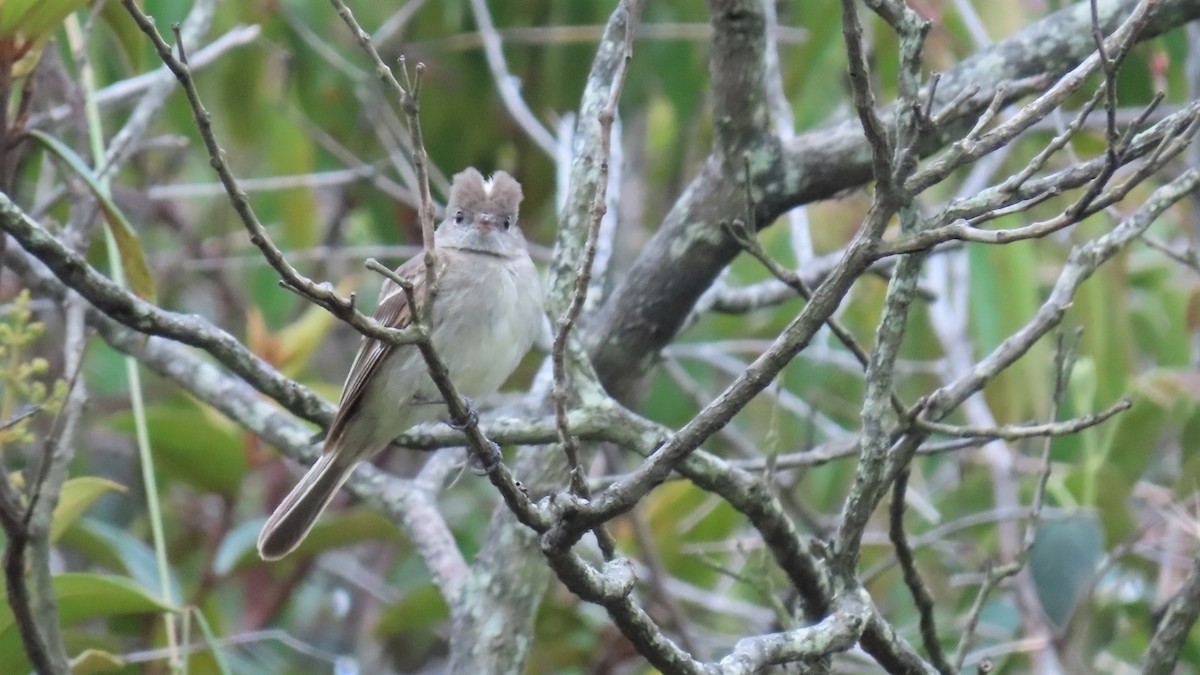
257;167;544;560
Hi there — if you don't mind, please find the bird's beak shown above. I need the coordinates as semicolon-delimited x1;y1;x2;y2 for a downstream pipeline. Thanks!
475;213;497;230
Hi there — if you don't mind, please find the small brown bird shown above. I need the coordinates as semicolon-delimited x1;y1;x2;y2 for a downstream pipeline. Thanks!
258;168;544;560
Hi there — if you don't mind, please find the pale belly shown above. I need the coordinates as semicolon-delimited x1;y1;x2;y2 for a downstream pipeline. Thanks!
348;252;543;452
427;252;542;396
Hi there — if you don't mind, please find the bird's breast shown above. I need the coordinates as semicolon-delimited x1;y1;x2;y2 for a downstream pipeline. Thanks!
428;253;543;398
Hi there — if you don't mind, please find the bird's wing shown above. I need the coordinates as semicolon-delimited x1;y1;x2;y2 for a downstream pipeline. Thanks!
323;254;428;453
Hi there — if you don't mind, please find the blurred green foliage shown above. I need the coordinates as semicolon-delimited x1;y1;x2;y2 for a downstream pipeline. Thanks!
0;291;66;448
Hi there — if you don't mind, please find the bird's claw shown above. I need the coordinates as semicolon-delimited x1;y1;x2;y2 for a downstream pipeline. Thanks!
468;440;502;475
447;398;479;431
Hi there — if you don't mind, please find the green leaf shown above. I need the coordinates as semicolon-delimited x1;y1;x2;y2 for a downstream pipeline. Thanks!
1101;379;1170;483
110;402;247;496
0;0;39;36
1068;357;1098;421
641;480;740;581
268;122;319;250
0;0;74;40
1071;257;1134;406
53;571;177;612
0;0;91;77
27;129;157;302
374;584;449;668
188;607;233;675
969;239;1052;421
1030;516;1103;628
98;0;143;71
1065;462;1136;543
4;0;88;41
212;518;262;576
1061;356;1102;466
59;518;184;605
0;573;177;673
1176;404;1200;495
297;505;400;556
50;477;126;543
1097;369;1200;485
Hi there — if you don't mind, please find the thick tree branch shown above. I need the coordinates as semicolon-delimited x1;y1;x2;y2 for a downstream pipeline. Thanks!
451;2;646;670
590;0;1200;401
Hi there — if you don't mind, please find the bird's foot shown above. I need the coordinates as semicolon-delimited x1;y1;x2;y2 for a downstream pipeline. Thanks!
468;440;502;475
446;398;479;431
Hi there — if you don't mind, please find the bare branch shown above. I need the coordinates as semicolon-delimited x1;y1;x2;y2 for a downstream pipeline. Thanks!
914;399;1131;440
549;0;638;561
119;0;424;349
590;0;1200;401
889;469;953;675
467;0;558;156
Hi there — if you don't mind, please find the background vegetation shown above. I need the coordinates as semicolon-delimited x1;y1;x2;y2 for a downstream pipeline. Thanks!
3;0;1200;673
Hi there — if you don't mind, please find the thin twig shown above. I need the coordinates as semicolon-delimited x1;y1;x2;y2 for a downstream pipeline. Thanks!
467;0;557;156
394;58;440;319
889;469;953;674
119;0;421;348
840;0;893;189
914;399;1130;440
952;329;1080;670
1140;234;1200;274
909;0;1160;195
723;163;907;417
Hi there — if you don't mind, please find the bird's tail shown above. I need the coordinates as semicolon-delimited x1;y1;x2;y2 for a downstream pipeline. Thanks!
257;453;355;561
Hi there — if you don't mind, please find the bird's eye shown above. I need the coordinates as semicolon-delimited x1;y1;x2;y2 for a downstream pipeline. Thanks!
502;216;512;230
454;210;465;224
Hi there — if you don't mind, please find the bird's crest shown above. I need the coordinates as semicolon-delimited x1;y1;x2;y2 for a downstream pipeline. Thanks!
449;168;523;217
